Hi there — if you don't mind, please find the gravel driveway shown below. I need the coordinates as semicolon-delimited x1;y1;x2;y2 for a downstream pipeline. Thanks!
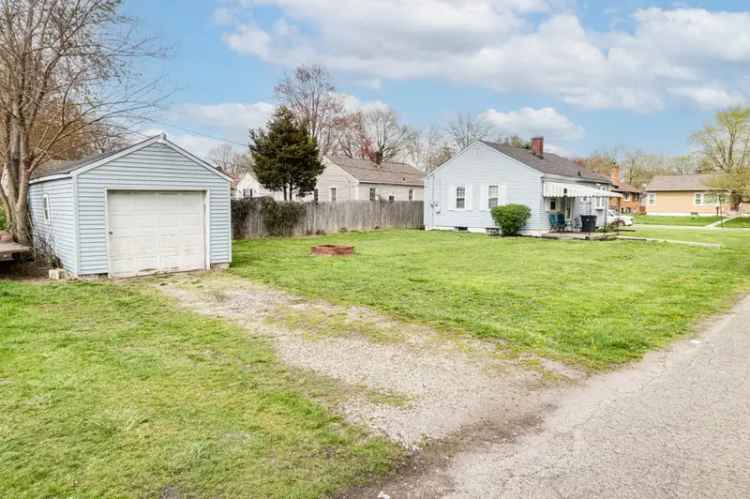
157;273;580;448
362;296;750;498
159;273;750;498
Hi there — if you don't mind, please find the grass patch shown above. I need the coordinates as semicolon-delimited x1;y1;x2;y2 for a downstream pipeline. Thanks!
231;230;750;369
634;215;720;226
723;217;750;228
0;280;402;498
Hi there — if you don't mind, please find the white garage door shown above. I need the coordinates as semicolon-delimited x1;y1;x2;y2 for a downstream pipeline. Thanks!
107;191;206;277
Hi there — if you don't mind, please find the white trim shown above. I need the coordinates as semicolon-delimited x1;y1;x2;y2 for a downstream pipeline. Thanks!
72;176;80;276
29;174;70;185
34;135;233;184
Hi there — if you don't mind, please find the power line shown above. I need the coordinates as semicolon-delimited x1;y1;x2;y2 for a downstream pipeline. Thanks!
139;118;249;148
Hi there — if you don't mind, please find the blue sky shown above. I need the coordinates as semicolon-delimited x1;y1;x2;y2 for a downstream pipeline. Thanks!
123;0;750;160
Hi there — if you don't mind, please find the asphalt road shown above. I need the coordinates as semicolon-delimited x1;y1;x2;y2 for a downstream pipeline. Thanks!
375;296;750;498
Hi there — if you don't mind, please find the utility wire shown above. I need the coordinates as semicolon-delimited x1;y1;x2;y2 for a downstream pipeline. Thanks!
139;118;249;148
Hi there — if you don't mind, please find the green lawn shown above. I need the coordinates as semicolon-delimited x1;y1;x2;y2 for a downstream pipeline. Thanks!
634;215;720;226
723;217;750;228
231;230;750;369
631;226;750;249
0;281;401;498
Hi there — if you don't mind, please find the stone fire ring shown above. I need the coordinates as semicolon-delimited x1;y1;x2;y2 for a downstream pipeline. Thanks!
311;244;354;256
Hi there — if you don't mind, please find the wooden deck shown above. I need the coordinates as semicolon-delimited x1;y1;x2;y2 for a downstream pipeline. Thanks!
0;240;32;258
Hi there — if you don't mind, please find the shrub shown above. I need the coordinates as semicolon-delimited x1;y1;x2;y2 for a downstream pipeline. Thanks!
260;199;306;236
231;197;306;238
490;204;531;236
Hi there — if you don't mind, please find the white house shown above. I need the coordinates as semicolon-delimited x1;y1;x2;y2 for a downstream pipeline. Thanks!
235;156;424;202
29;134;232;278
424;138;620;235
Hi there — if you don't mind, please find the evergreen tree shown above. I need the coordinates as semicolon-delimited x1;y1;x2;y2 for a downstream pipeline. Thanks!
250;107;324;201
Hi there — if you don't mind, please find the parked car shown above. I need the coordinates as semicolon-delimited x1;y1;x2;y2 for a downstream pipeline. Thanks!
608;209;634;226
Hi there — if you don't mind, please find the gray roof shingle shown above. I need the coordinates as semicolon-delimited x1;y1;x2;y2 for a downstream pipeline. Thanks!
481;141;612;183
328;156;424;187
646;174;720;192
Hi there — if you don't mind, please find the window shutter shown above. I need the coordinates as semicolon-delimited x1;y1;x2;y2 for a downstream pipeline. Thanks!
465;185;472;210
500;184;508;205
450;185;457;210
480;184;488;211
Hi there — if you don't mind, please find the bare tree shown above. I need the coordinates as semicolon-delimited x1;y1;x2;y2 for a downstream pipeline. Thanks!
361;109;415;164
333;111;368;159
274;64;345;156
405;125;450;171
333;108;414;164
207;144;251;178
0;0;163;244
446;113;493;151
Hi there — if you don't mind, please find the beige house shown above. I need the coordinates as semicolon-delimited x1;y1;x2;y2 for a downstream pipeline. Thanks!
235;156;424;202
645;174;745;216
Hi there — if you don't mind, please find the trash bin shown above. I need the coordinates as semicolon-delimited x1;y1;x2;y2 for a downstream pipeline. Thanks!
580;215;597;233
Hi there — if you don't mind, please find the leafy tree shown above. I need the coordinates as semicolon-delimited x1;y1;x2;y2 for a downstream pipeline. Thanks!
250;107;324;201
692;106;750;206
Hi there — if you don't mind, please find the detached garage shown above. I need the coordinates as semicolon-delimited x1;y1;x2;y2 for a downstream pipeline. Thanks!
29;134;232;278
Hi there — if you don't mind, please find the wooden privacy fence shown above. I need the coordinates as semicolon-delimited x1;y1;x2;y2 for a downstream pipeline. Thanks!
233;199;424;239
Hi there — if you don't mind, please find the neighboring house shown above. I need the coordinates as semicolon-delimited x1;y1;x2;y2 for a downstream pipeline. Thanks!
424;137;620;235
234;156;425;202
608;166;643;214
29;134;232;278
644;174;745;216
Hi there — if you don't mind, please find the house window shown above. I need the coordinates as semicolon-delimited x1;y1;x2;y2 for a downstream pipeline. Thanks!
388;195;395;203
43;195;51;223
456;186;466;209
314;189;319;203
623;192;630;201
330;187;337;203
488;185;499;209
648;193;656;205
408;189;414;201
694;192;703;206
243;188;253;198
549;199;557;211
370;187;376;201
704;193;718;205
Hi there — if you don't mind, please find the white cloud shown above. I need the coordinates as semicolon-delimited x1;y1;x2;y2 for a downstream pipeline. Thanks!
139;128;227;158
669;85;746;110
217;3;750;112
481;107;584;141
339;94;390;114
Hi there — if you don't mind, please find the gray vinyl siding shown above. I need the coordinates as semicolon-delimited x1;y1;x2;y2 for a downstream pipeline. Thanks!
76;142;231;275
29;179;77;273
425;142;547;233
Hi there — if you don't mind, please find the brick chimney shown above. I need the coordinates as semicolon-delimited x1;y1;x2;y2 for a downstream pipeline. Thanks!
610;164;621;185
531;136;544;158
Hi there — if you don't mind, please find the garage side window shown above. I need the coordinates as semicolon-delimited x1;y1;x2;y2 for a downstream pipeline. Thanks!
43;195;51;223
